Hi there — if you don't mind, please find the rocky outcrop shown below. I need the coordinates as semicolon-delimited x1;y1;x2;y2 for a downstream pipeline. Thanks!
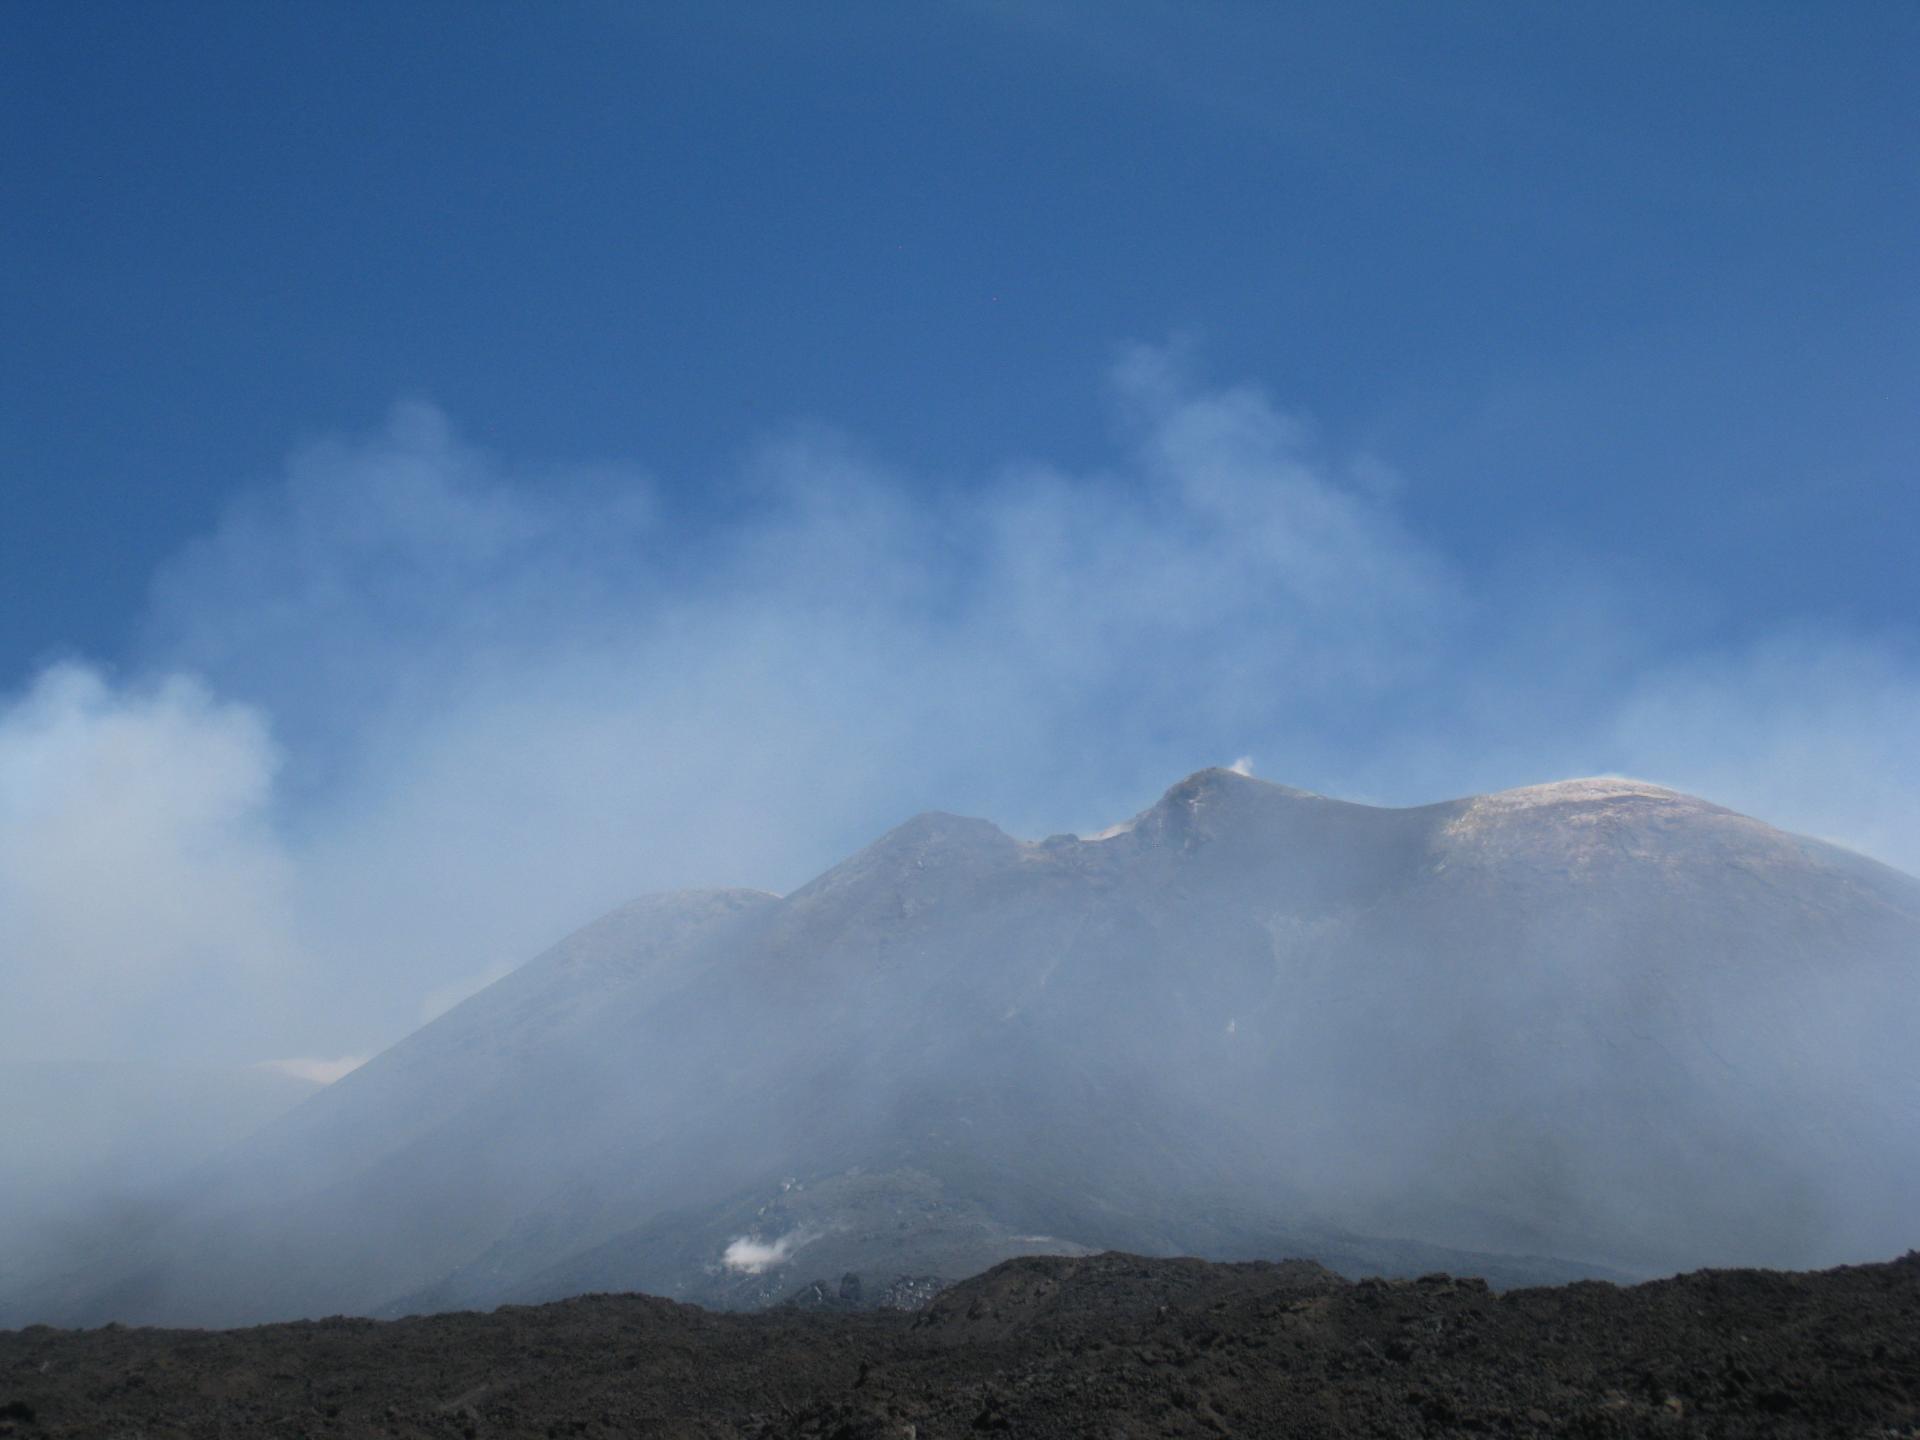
4;1251;1916;1438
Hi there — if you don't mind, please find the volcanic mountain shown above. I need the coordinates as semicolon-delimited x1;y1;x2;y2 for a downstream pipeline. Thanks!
12;769;1918;1328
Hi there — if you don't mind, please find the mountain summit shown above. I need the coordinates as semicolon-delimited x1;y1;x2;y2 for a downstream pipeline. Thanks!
16;772;1918;1327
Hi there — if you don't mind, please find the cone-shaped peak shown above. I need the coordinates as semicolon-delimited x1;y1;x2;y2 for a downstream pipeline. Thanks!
1159;766;1322;805
1080;767;1332;843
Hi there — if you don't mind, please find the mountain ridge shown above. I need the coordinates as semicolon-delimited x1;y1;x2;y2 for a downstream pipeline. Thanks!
9;769;1916;1328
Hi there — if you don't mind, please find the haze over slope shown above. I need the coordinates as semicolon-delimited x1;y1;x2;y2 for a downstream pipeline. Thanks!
12;769;1918;1328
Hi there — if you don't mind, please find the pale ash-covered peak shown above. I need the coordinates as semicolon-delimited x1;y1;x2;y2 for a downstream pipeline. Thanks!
1470;776;1702;811
1078;769;1742;846
1430;776;1777;877
1441;776;1722;835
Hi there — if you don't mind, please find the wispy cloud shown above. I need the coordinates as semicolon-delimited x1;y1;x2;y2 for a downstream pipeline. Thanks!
0;664;300;1063
1604;630;1920;869
2;346;1916;1083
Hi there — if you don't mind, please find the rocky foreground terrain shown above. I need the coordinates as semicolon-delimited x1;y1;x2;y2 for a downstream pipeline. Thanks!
4;1250;1916;1438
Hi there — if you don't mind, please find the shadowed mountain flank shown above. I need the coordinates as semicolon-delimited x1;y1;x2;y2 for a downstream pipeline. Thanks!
9;771;1917;1327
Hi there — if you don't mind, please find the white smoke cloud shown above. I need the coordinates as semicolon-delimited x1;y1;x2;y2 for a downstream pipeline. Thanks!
3;346;1917;1085
78;349;1461;1063
721;1229;813;1274
0;664;304;1064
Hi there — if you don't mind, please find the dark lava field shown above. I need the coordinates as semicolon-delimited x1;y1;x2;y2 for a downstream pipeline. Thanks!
4;1251;1917;1439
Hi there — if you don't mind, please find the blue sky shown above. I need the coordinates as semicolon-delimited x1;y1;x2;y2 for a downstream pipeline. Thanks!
2;3;1916;1066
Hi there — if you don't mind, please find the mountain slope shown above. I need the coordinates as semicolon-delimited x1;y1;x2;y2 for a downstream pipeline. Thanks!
14;770;1918;1327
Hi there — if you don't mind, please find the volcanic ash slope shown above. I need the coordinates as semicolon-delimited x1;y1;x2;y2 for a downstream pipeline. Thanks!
22;769;1919;1327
